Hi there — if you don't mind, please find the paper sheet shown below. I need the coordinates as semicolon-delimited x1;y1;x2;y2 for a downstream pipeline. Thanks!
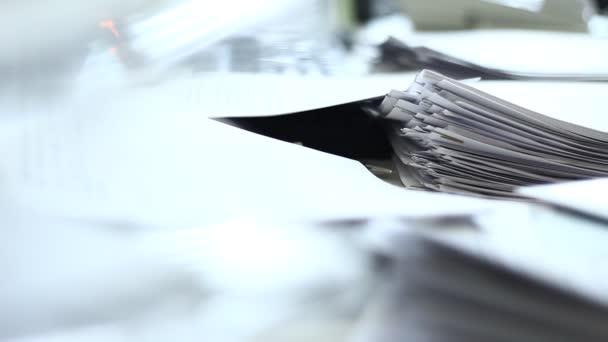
412;30;608;76
427;204;608;305
350;202;608;342
1;70;416;120
0;205;367;341
517;178;608;220
150;72;416;117
468;81;608;133
0;100;502;228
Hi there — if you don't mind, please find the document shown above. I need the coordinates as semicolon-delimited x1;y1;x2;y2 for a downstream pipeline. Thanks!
139;72;417;118
8;67;416;120
352;204;608;342
415;30;608;75
383;29;608;79
369;69;608;198
0;205;370;342
0;96;501;228
518;177;608;220
470;80;608;132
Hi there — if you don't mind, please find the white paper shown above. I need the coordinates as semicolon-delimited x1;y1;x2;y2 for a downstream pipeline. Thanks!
5;68;416;120
146;72;416;118
0;208;367;342
425;203;608;305
352;204;608;342
0;99;501;228
468;80;608;133
518;178;608;219
411;30;608;76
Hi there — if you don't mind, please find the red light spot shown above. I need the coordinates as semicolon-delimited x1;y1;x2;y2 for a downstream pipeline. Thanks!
100;20;120;38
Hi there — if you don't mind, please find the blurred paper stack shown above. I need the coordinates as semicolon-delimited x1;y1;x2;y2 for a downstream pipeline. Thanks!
369;70;608;197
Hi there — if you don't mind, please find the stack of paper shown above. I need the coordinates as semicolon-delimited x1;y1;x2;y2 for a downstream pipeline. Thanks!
368;69;608;197
376;30;608;81
352;204;608;342
376;37;608;81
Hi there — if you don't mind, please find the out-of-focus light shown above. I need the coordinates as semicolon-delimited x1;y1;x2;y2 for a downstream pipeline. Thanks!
481;0;545;12
100;20;121;38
